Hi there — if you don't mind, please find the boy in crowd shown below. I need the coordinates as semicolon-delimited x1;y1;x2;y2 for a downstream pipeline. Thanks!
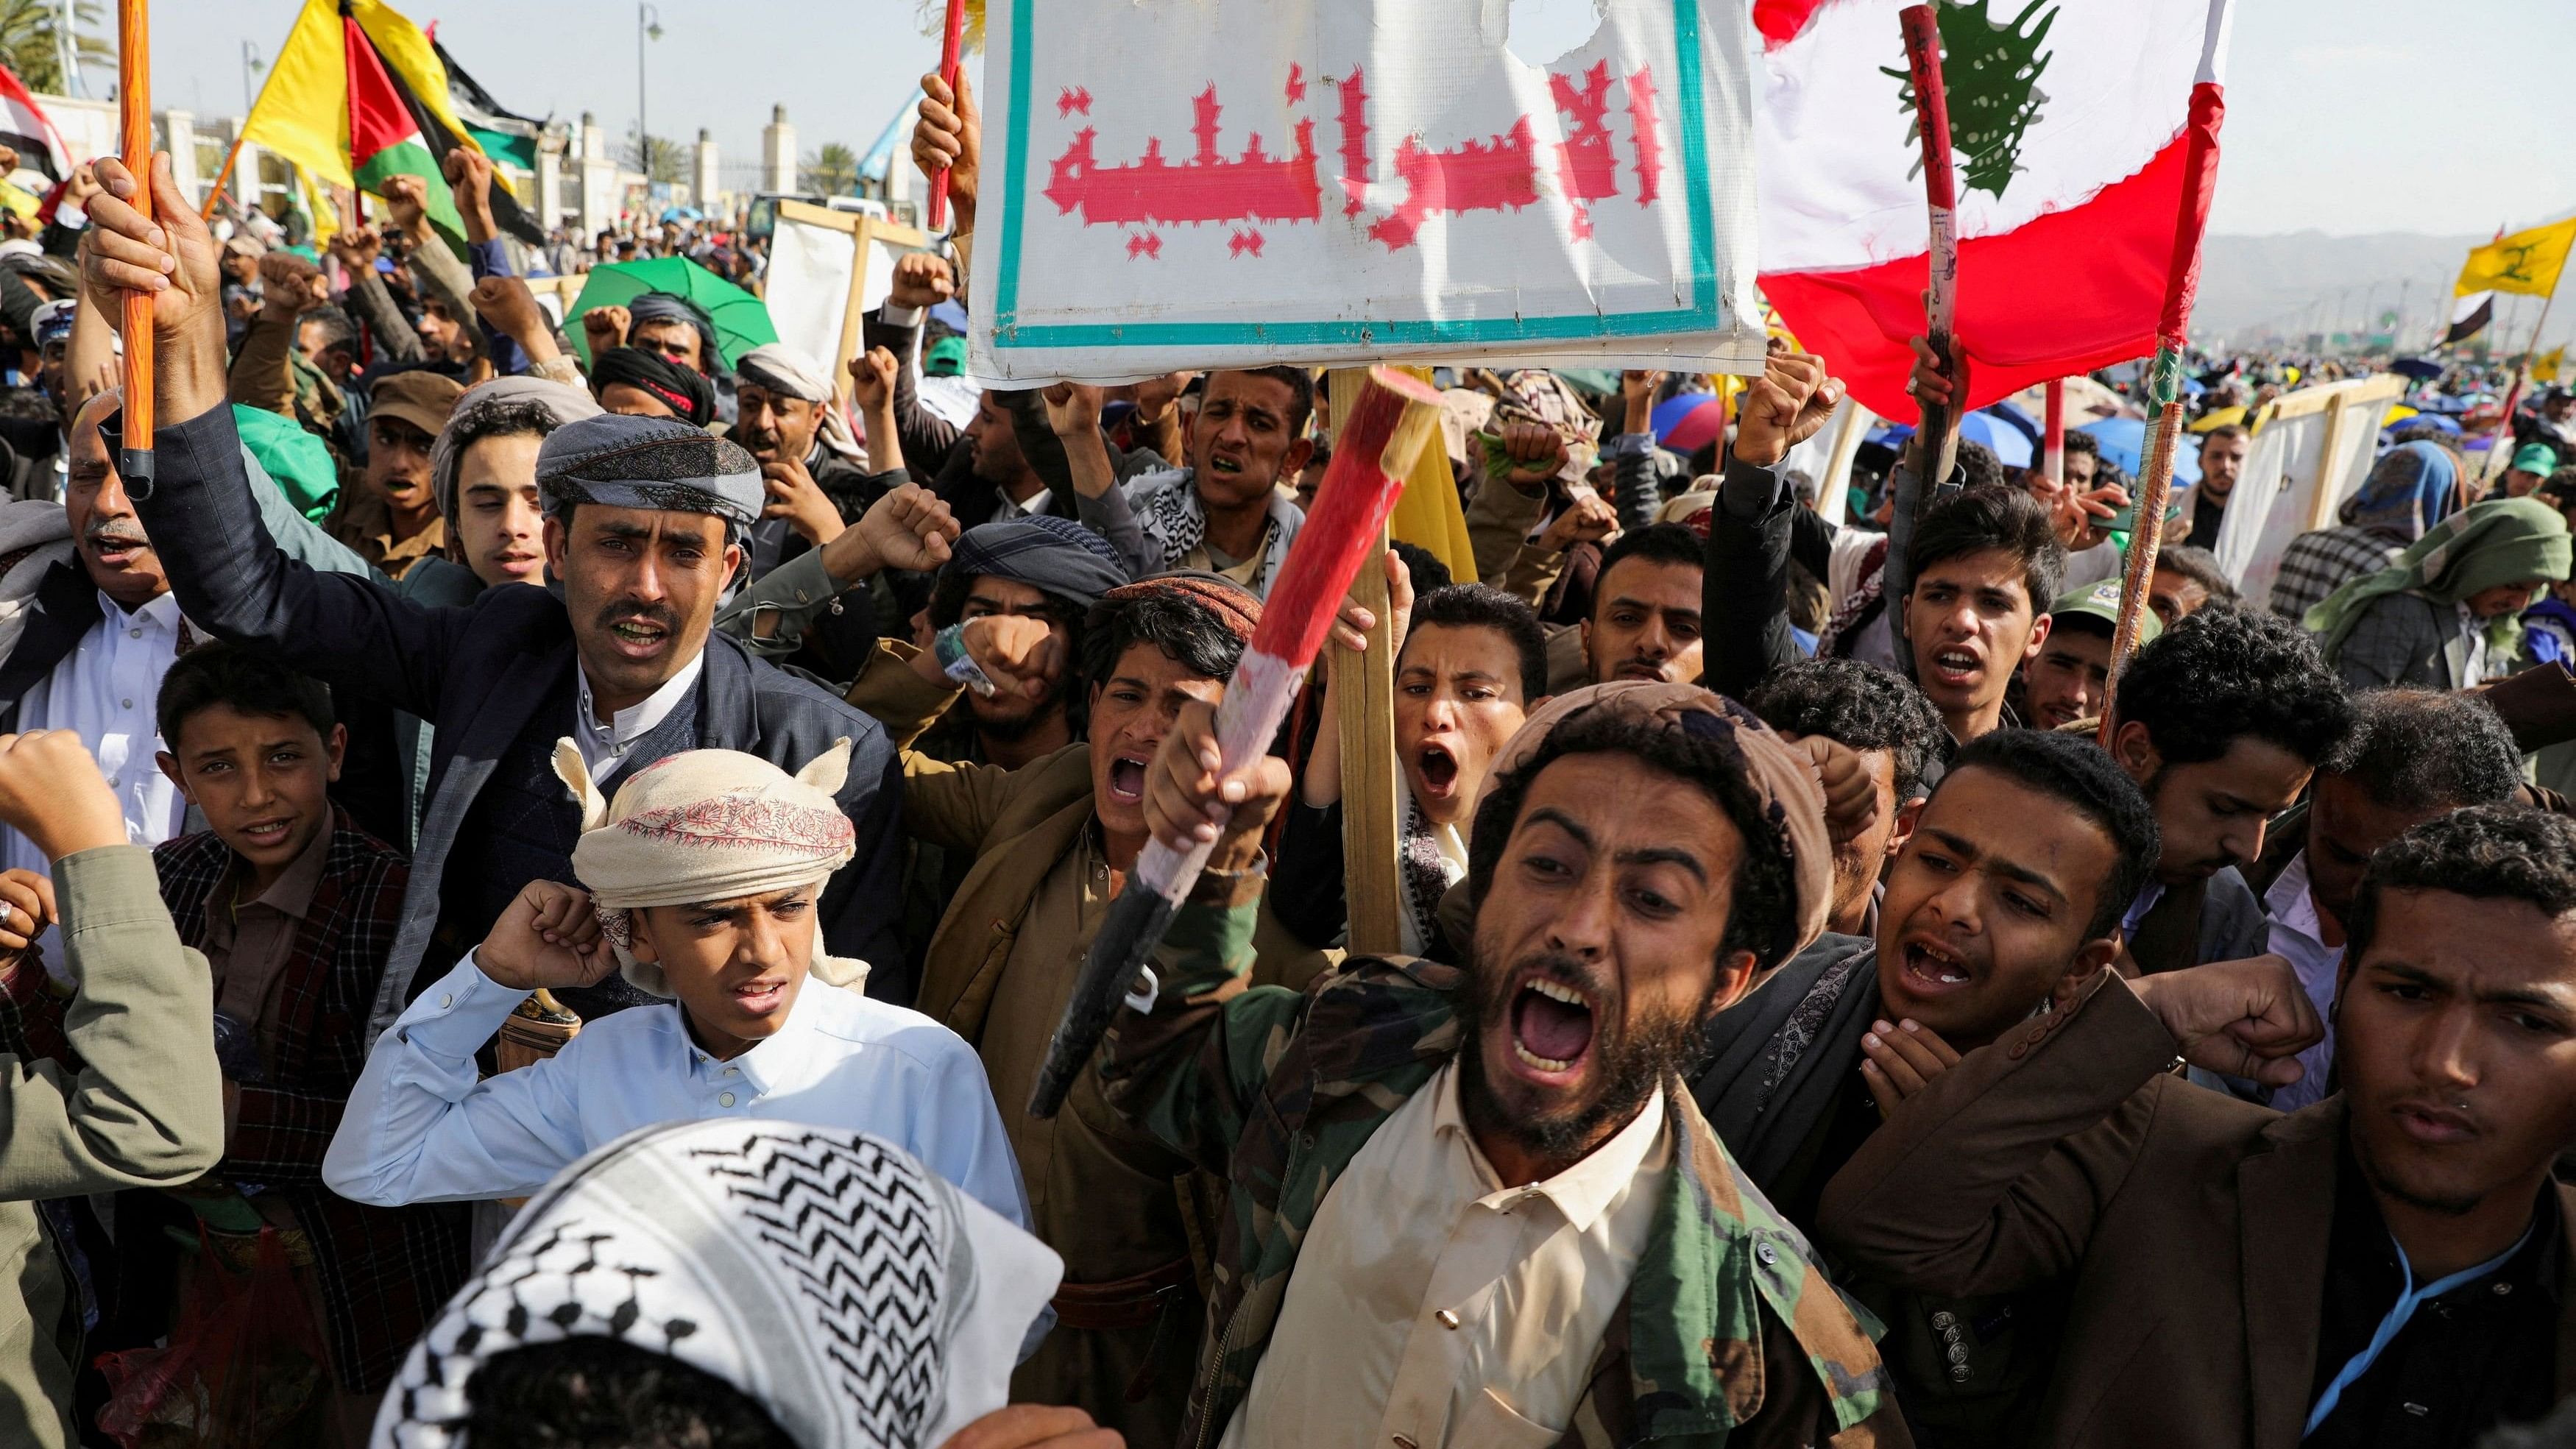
1747;657;1951;940
1819;806;2576;1449
1904;486;2066;743
2019;578;2160;731
135;644;466;1437
1275;575;1551;959
321;740;1022;1230
2101;608;2356;974
1694;729;2159;1446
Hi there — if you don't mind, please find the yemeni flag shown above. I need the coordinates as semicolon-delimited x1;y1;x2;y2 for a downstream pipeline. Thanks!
346;15;467;246
1755;0;2235;418
0;66;69;182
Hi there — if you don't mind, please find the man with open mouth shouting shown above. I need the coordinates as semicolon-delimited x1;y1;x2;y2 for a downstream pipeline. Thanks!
1274;563;1551;963
1121;368;1316;599
1098;679;1905;1448
1900;483;2065;744
832;553;1267;1444
1818;804;2576;1449
1694;728;2159;1448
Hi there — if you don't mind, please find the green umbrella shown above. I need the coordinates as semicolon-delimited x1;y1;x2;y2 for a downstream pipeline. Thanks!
563;257;777;370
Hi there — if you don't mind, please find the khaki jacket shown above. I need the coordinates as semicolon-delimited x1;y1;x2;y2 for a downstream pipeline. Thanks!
0;847;224;1448
846;642;1211;1441
1817;972;2576;1449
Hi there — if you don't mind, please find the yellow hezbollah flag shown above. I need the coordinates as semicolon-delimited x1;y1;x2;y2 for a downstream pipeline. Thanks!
237;0;487;194
2538;346;2566;384
2456;214;2576;300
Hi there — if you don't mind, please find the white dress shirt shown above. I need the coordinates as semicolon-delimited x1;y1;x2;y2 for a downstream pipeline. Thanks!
3;591;189;970
992;484;1054;520
2264;849;2346;1113
322;951;1030;1228
1223;1061;1671;1449
571;651;705;782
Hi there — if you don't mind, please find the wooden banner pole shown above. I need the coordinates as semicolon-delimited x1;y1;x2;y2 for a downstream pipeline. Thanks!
1897;4;1962;491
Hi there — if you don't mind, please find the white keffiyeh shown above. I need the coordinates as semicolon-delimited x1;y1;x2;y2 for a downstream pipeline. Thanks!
737;341;868;464
553;740;870;996
372;1120;1063;1448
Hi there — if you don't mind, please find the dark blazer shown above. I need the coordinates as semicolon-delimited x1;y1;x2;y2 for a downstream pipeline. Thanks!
1699;453;1833;703
1816;971;2576;1449
119;403;910;1027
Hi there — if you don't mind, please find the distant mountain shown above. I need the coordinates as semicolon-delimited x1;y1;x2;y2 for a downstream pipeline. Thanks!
2188;230;2498;350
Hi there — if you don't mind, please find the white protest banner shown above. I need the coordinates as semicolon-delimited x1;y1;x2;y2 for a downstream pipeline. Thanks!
968;0;1764;383
2211;373;2405;607
765;202;932;403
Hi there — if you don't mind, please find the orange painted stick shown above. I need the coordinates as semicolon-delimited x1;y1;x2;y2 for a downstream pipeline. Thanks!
117;0;153;483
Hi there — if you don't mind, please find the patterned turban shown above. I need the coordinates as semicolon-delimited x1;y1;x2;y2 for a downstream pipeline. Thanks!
1099;570;1263;643
944;514;1130;609
537;412;763;531
552;740;865;996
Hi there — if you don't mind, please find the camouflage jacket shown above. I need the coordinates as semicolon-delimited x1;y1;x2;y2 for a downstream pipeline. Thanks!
1098;882;1906;1448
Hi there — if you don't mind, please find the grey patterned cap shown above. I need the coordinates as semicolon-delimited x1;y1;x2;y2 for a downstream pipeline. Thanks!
537;412;765;528
371;1121;1062;1449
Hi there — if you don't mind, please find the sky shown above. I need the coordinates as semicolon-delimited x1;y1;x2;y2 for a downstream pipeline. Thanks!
132;0;2576;239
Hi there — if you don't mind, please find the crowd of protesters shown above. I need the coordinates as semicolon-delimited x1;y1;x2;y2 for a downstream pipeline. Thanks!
0;57;2563;1449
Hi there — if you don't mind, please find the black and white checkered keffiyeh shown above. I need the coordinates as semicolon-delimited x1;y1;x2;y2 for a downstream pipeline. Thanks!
371;1122;1062;1448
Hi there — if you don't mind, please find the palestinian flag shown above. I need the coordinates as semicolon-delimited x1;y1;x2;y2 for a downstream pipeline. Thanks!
346;15;465;244
433;34;547;176
1753;0;2235;417
239;0;547;249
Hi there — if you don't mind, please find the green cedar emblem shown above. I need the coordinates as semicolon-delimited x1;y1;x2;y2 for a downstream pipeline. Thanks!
1882;0;2059;202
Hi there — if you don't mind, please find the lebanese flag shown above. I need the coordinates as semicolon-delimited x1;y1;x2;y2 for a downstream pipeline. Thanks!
1755;0;2234;418
344;15;464;246
0;65;71;182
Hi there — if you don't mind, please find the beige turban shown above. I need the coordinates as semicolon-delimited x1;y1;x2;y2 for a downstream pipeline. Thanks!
552;740;867;996
1478;681;1834;958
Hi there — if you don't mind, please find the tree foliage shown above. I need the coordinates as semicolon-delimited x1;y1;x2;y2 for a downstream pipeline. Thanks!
0;0;110;95
623;124;687;184
802;142;860;197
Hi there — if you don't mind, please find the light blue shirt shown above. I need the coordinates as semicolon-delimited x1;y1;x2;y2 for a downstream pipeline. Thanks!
322;952;1028;1228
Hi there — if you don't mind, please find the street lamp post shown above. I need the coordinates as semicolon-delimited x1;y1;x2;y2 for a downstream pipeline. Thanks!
637;4;662;182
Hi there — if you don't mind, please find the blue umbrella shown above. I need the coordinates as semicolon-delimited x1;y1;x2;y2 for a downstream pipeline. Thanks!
1984;400;2044;447
2386;412;2461;435
659;205;704;223
2078;417;2202;486
1958;409;2033;469
2388;357;2445;381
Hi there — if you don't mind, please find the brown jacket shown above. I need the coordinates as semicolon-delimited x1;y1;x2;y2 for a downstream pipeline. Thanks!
845;641;1210;1442
1816;973;2576;1449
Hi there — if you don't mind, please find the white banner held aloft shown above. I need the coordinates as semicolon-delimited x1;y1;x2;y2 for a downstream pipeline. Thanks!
969;0;1764;384
764;204;932;400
